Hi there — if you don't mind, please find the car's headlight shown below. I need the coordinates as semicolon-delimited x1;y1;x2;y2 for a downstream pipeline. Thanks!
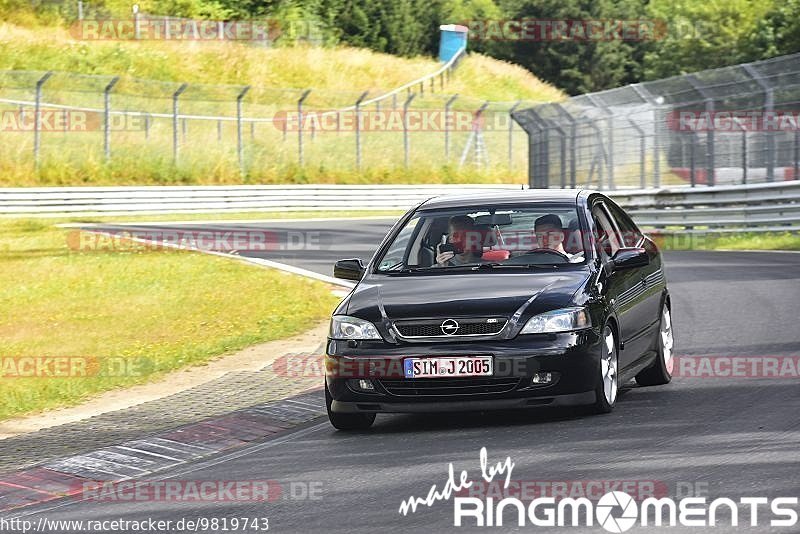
520;307;591;334
330;315;382;340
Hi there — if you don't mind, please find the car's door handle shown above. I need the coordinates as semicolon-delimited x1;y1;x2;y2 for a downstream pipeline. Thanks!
640;274;648;288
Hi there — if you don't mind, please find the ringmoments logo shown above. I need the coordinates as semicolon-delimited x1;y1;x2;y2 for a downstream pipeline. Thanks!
398;448;799;531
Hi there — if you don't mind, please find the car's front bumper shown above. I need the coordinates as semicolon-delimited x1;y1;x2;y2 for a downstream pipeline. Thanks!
325;328;602;414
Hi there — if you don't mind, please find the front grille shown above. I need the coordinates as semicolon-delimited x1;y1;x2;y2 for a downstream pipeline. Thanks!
394;318;507;338
379;377;521;396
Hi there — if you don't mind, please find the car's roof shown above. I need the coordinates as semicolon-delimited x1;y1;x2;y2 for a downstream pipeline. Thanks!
418;189;589;210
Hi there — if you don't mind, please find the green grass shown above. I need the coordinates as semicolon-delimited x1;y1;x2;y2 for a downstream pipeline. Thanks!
651;231;800;251
0;217;340;419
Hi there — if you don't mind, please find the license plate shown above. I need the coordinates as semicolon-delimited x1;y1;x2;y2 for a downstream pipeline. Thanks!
403;356;493;379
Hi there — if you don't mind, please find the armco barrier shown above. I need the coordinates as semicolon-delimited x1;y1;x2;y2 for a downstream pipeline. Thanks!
0;181;798;233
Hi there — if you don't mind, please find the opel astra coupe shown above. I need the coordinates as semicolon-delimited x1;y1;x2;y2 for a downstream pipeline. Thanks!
325;190;674;429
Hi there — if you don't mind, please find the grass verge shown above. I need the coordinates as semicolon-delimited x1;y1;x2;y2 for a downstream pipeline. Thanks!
0;217;340;420
652;231;800;251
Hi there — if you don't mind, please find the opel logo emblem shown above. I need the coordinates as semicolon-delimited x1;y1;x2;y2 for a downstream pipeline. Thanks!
440;319;459;335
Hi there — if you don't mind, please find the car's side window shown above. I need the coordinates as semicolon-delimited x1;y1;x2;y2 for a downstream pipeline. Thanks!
378;217;420;269
591;203;622;258
604;201;642;248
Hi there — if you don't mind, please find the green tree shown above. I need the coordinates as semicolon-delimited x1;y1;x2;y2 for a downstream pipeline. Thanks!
643;0;774;79
490;0;647;95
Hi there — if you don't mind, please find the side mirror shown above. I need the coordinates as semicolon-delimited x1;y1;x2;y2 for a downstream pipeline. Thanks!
333;258;365;281
612;247;650;271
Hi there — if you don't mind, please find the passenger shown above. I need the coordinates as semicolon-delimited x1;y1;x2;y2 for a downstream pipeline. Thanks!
534;214;584;263
435;215;484;266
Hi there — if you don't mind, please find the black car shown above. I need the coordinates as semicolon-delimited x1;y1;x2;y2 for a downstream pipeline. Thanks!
325;190;674;429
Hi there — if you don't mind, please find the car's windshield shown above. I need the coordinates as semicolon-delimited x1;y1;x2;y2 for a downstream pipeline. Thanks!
375;204;587;272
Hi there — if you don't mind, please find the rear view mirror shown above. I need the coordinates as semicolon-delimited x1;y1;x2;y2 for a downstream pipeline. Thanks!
333;258;365;281
611;248;649;270
474;213;513;226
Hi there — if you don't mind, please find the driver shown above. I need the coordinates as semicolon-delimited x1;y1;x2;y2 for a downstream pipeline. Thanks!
533;214;584;263
435;215;484;266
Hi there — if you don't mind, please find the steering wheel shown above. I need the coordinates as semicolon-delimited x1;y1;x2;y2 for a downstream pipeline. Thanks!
521;248;571;262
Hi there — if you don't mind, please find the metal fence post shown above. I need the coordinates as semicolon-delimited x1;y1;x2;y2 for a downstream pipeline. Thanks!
144;113;150;140
743;64;775;182
444;94;458;161
588;96;615;189
297;89;311;166
33;71;53;172
549;124;567;188
585;119;606;190
553;104;578;188
236;85;250;174
354;91;368;169
687;76;716;186
628;118;646;188
795;128;800;182
732;117;748;184
217;119;222;141
631;83;661;187
403;93;416;168
133;5;140;39
527;110;550;188
508;101;521;170
509;110;541;188
688;132;697;187
172;83;188;165
103;77;119;162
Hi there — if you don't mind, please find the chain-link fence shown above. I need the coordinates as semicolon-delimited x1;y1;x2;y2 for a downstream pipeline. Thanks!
0;50;539;182
513;53;800;190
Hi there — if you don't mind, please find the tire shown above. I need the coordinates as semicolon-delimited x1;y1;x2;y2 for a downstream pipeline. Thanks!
591;323;619;414
635;303;674;386
325;382;376;430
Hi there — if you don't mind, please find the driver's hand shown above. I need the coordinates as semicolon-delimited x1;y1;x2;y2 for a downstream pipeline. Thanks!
436;251;455;265
436;245;454;265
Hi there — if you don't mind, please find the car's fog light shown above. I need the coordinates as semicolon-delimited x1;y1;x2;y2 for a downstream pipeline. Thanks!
531;372;554;385
347;378;375;392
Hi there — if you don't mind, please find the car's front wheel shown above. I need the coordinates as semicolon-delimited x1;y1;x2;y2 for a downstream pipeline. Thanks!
591;324;618;414
325;383;376;430
636;303;674;386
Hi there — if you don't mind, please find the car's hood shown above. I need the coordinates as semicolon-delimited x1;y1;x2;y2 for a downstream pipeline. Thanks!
343;270;591;325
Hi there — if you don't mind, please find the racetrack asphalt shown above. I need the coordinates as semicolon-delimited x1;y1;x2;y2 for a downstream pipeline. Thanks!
13;218;799;533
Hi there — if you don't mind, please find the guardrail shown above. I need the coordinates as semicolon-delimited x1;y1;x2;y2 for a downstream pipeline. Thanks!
1;181;798;233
